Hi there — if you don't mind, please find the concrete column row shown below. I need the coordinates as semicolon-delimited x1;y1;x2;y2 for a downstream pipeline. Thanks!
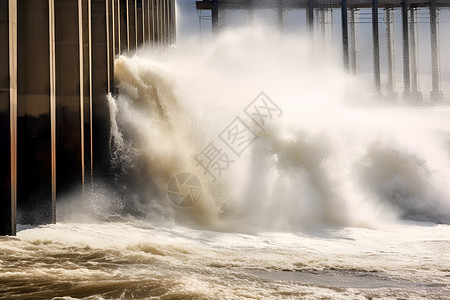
113;0;175;55
342;1;442;101
0;0;17;236
1;0;176;236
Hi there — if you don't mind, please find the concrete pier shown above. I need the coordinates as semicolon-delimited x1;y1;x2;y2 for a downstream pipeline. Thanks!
409;6;422;100
372;0;381;93
430;0;443;100
341;0;349;70
385;7;395;96
16;0;54;225
402;0;411;98
0;0;176;236
196;0;449;100
349;8;357;74
0;0;17;236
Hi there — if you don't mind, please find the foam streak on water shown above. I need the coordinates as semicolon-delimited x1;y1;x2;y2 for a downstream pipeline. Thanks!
0;222;449;299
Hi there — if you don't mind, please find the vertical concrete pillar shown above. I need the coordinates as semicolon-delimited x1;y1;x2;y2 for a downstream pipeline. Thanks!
155;0;159;45
54;0;83;198
307;0;314;35
150;0;155;44
156;0;161;45
87;0;94;184
156;0;160;45
247;1;254;25
91;0;113;180
128;0;136;50
108;0;114;92
136;0;143;46
150;0;155;45
212;0;218;35
372;0;381;93
409;6;421;100
113;0;119;55
17;0;54;225
430;0;442;100
167;0;172;44
385;7;395;96
162;0;167;44
166;0;171;44
81;0;91;185
318;10;323;48
277;2;283;32
170;0;175;44
341;0;349;70
0;0;17;235
134;0;138;48
349;8;357;74
120;0;127;52
163;0;167;44
142;0;145;44
146;0;153;45
402;0;410;97
49;0;56;223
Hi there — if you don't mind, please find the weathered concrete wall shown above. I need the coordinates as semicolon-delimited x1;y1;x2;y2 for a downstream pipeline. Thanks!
0;0;176;235
0;0;17;236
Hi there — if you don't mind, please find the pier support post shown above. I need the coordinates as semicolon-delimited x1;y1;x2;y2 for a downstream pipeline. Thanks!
430;0;442;100
0;0;176;235
136;0;142;46
17;0;55;225
341;0;349;70
150;0;155;44
372;0;381;93
277;1;283;32
114;0;120;55
147;0;152;44
402;0;410;98
54;0;85;198
120;0;128;52
163;0;167;43
385;7;395;97
349;8;357;74
156;0;161;44
91;0;113;180
0;0;17;235
168;0;175;44
128;0;136;50
212;0;218;35
409;6;422;101
307;0;314;35
142;0;145;44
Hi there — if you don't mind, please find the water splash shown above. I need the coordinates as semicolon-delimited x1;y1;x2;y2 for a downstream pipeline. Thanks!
109;26;450;231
